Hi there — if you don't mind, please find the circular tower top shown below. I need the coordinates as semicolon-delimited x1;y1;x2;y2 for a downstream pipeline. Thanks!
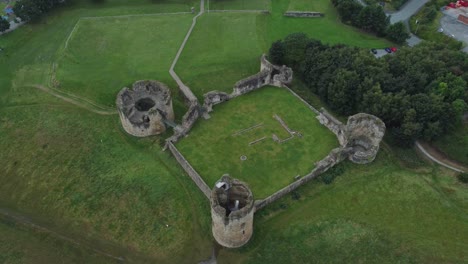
116;80;174;137
211;175;255;248
345;113;386;164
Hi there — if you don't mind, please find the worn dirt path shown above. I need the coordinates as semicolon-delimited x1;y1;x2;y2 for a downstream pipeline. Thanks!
32;85;117;115
415;140;467;173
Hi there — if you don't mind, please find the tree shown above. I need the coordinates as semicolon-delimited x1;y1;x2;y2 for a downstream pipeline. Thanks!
326;69;360;115
268;40;285;65
14;0;65;22
282;33;309;67
335;0;363;23
356;5;389;36
386;22;410;44
0;18;10;32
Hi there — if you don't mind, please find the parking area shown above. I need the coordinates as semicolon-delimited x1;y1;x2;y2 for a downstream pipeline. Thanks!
441;7;468;46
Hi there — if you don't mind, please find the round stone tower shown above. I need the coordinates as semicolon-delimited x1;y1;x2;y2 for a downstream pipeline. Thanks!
345;113;386;164
211;175;254;248
116;80;174;137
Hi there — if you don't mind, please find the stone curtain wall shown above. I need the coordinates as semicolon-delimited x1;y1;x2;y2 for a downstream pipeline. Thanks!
284;11;324;18
316;108;347;146
255;147;352;211
204;55;293;113
166;141;211;199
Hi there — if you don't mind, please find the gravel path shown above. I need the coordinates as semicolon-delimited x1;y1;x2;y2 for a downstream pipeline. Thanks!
415;141;466;173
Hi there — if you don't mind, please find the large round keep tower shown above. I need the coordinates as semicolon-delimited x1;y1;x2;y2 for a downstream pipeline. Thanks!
345;113;386;164
116;80;174;137
211;175;254;248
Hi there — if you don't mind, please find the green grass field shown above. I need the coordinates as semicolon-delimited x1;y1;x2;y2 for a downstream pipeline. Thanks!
0;91;212;262
176;0;390;98
177;87;339;198
0;218;115;264
55;14;193;107
287;0;329;11
217;148;468;263
208;0;270;10
0;0;466;262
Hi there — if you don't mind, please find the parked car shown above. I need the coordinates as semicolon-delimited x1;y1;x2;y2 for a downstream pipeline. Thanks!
384;47;392;53
371;48;377;54
390;47;397;52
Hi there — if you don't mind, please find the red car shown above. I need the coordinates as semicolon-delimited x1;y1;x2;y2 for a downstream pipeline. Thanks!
390;47;397;52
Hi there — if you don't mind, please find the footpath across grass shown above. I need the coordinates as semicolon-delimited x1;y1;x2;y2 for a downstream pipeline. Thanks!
177;87;338;198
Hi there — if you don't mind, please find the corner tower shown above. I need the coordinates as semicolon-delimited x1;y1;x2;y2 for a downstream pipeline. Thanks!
116;80;174;137
210;175;254;248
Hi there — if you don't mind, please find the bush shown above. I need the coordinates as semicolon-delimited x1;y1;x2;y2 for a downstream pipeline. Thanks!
386;22;410;44
457;173;468;184
0;18;9;33
320;165;345;184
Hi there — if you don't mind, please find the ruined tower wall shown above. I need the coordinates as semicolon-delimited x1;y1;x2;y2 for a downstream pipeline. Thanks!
211;206;254;248
316;108;347;146
116;80;174;137
211;176;255;248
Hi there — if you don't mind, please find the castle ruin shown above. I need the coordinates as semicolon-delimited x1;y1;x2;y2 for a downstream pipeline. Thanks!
202;55;293;113
211;175;255;248
116;80;174;137
317;109;386;164
117;56;386;250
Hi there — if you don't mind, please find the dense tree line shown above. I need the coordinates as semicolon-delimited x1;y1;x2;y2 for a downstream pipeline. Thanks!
13;0;66;22
269;33;468;145
364;0;409;10
332;0;409;44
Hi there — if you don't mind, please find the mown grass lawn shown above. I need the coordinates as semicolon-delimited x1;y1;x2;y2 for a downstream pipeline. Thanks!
208;0;270;10
177;87;338;198
55;14;193;108
176;0;391;98
287;0;330;11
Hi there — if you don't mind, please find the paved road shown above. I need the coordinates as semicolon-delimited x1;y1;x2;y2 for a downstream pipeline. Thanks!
440;14;468;45
389;0;429;24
